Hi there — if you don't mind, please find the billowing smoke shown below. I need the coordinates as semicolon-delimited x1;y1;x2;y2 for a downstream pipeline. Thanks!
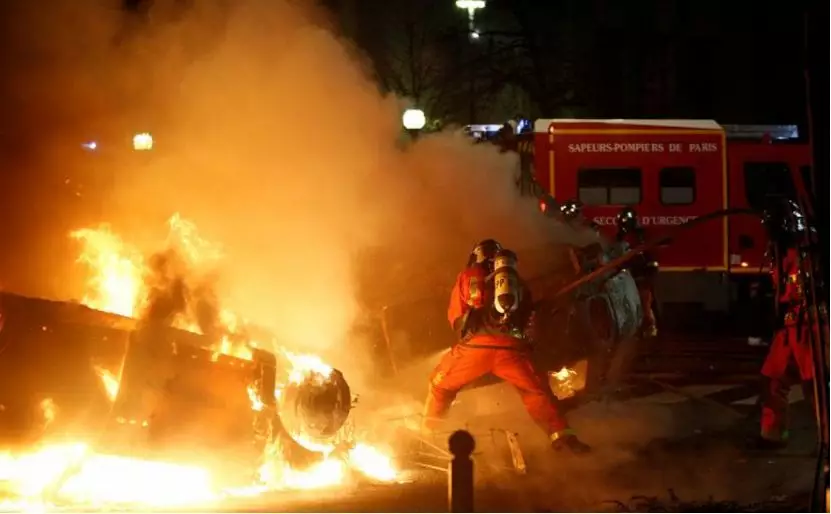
2;0;593;377
139;248;223;338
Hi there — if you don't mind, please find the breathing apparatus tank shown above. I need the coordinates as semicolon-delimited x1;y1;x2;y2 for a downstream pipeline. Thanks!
492;249;521;323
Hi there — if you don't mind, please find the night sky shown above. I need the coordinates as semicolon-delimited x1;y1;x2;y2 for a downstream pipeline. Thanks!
341;0;816;128
0;0;825;293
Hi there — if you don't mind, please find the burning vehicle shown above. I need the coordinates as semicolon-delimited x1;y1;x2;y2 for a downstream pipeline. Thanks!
0;197;646;510
0;216;398;510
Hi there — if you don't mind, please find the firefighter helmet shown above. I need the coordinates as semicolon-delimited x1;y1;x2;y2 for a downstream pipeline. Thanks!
559;199;583;221
615;206;639;234
762;197;806;245
468;239;502;269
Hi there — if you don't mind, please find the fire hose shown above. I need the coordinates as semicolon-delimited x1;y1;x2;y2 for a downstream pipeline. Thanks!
549;205;828;511
551;208;758;298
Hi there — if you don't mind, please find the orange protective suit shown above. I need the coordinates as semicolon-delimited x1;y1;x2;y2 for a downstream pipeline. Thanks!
422;264;571;438
760;247;818;442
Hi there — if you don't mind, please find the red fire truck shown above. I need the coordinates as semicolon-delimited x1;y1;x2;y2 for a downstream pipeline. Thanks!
520;119;812;320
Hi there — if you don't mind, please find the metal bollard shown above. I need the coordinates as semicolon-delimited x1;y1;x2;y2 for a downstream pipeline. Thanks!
448;430;475;513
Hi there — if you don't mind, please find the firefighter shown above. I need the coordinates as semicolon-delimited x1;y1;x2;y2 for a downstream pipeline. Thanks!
557;198;602;274
559;199;583;224
422;239;591;454
756;200;819;450
560;199;600;233
615;207;658;338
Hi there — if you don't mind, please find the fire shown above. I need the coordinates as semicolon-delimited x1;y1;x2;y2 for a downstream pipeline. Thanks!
0;443;216;511
45;216;403;508
348;443;398;482
255;437;399;491
38;399;57;428
549;366;578;400
548;360;589;400
70;215;254;361
551;366;576;382
282;349;333;384
258;350;400;489
247;383;265;412
93;366;119;402
69;227;143;318
257;443;346;491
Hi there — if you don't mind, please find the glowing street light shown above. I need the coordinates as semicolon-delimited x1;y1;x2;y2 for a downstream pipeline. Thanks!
402;109;427;131
455;0;485;39
132;132;153;151
455;0;485;11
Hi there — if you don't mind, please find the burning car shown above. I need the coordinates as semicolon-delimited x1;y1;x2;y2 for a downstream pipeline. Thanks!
0;217;399;510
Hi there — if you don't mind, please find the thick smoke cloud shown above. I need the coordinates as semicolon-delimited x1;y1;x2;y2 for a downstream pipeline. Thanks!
2;0;592;373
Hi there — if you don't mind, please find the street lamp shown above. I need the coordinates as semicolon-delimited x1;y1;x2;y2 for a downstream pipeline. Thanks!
455;0;485;40
455;0;486;123
132;132;153;151
402;109;426;130
402;108;426;140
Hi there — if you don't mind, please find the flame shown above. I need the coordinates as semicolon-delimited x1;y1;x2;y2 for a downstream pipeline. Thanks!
257;443;346;491
247;384;265;412
59;217;402;505
347;443;397;482
39;399;57;428
549;366;578;400
551;366;576;381
255;438;399;491
282;349;333;384
69;227;143;318
0;443;216;511
70;216;253;360
251;351;401;490
93;366;120;402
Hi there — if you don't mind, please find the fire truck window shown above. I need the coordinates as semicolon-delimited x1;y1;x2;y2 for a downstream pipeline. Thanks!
743;162;794;209
659;167;696;205
577;168;642;206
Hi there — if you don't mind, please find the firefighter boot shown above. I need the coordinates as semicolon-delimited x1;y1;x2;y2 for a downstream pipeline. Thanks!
551;431;592;454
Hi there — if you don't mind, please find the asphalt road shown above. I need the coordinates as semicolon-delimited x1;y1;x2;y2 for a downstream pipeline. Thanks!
31;396;819;513
188;368;817;513
9;336;821;513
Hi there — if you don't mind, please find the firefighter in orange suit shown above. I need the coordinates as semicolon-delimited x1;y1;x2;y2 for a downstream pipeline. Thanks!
758;246;818;448
422;239;591;454
756;198;827;449
615;207;658;337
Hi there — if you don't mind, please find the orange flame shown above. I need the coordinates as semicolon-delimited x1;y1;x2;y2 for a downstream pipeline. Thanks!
0;443;216;511
93;366;120;402
70;215;254;360
69;227;144;318
548;360;588;400
58;217;403;506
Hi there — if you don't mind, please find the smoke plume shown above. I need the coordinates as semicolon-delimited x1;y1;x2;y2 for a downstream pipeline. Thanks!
1;0;592;377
